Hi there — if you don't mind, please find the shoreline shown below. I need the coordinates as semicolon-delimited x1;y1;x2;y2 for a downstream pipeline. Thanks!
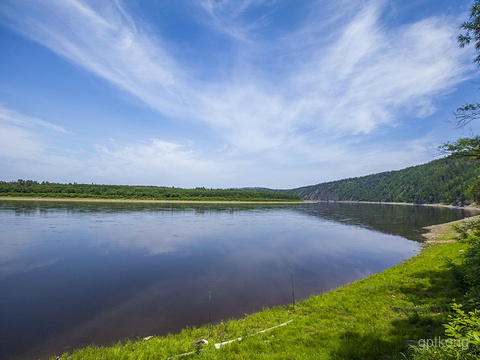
41;214;475;359
0;196;305;204
310;199;480;211
422;214;480;242
0;197;479;209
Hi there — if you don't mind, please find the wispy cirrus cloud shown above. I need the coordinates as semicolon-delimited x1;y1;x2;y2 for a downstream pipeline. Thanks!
0;1;470;142
0;0;197;118
282;3;470;136
198;0;277;42
0;104;68;134
0;0;475;187
0;105;68;161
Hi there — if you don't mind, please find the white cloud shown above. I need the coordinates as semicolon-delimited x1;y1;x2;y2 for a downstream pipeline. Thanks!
198;0;277;42
0;124;43;160
0;0;476;187
0;104;68;133
0;0;197;118
89;138;231;187
0;105;230;187
0;1;469;143
0;105;68;161
194;0;472;165
288;5;470;136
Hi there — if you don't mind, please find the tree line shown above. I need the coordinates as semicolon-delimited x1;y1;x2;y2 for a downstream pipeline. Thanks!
0;180;301;202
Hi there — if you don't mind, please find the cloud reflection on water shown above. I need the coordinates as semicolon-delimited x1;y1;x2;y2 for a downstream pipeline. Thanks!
1;201;477;360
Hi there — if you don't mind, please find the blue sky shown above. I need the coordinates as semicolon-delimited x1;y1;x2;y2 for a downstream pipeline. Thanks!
0;0;478;189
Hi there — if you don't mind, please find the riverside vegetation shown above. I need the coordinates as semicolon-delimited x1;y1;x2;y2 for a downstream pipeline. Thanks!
50;216;480;359
0;180;301;202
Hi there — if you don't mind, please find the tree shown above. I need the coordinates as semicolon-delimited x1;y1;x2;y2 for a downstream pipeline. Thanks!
458;1;480;64
441;1;480;158
440;136;480;159
453;1;480;128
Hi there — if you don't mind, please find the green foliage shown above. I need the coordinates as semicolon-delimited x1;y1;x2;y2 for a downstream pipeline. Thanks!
445;0;480;173
409;218;480;360
452;218;480;241
451;217;480;308
458;0;480;64
287;157;480;204
0;180;301;202
444;303;480;346
453;104;480;129
467;176;480;203
440;136;480;159
462;229;480;309
409;304;480;359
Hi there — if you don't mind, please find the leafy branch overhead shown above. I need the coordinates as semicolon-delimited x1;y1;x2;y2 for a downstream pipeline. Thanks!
445;1;480;159
440;136;480;159
453;104;480;129
458;1;480;63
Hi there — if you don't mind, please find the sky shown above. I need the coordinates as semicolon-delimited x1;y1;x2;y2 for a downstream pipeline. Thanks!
0;0;479;189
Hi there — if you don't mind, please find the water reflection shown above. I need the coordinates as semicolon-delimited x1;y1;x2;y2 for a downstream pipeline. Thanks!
0;200;478;360
299;202;476;241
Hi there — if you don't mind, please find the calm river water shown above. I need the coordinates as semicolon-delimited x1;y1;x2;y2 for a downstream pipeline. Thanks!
0;200;477;359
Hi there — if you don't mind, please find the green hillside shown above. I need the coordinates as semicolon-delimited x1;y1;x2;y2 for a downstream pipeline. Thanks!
286;157;480;204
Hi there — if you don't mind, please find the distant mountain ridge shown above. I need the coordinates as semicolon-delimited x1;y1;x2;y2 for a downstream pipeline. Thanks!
282;157;480;205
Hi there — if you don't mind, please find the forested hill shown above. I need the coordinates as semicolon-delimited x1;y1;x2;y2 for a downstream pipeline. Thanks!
285;157;480;204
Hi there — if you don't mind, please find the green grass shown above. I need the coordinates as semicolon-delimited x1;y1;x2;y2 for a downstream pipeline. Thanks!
52;223;471;359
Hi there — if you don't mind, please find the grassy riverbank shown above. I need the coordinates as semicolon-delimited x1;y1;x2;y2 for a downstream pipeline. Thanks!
51;217;479;359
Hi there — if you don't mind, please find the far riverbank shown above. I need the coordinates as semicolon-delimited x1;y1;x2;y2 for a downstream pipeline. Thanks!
1;197;479;209
313;199;480;211
0;197;304;204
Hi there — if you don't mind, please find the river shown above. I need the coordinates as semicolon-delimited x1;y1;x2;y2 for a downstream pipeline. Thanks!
0;200;477;359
